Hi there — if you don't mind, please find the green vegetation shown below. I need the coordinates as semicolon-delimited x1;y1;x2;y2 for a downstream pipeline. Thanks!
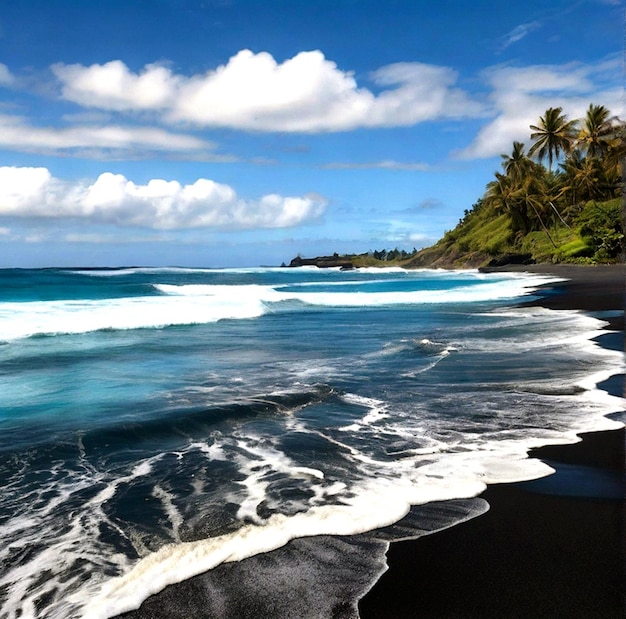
406;103;624;268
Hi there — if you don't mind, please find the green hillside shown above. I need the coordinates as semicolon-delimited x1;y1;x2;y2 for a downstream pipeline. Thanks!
406;103;624;268
405;196;622;268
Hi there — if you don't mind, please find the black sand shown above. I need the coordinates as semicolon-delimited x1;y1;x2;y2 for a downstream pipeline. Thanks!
360;263;625;618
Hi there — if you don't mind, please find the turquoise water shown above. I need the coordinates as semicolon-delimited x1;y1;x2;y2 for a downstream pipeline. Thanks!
0;267;622;618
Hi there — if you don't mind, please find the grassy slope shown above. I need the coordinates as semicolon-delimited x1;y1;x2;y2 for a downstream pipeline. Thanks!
402;198;622;269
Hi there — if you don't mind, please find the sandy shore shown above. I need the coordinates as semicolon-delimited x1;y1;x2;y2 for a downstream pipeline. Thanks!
360;263;625;618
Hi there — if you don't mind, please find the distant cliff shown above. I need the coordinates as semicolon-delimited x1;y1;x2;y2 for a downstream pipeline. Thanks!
288;255;355;269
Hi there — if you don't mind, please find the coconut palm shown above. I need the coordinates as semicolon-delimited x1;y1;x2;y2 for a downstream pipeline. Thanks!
558;150;586;208
500;141;534;183
528;107;578;171
515;176;558;246
577;104;619;159
485;172;530;235
486;172;515;211
604;118;626;184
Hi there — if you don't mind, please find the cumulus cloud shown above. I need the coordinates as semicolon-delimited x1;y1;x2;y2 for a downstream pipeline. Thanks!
365;61;483;125
52;50;485;132
53;60;179;111
0;167;327;230
456;58;623;159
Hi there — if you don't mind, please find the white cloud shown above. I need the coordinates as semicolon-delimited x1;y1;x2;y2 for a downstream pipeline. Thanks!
0;167;327;230
321;160;430;171
408;232;433;243
366;62;483;125
0;113;215;158
483;63;594;94
499;22;541;50
52;50;485;132
53;60;179;111
457;59;623;159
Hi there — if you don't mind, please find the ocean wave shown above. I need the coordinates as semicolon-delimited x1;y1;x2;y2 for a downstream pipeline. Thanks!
0;274;561;341
2;267;623;619
81;475;489;618
0;293;267;341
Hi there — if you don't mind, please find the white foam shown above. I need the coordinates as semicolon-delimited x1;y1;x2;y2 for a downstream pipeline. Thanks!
226;436;327;523
152;486;184;542
0;292;267;341
81;471;487;619
272;274;561;307
0;272;563;341
4;269;623;618
338;393;389;431
0;454;162;619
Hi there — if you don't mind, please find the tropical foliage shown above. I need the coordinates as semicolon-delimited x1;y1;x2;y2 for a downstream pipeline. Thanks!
415;102;624;266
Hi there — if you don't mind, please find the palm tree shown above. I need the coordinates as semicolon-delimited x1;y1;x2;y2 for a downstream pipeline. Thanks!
528;107;578;171
604;118;626;194
500;141;534;183
516;176;558;246
558;149;586;209
485;172;530;235
577;104;619;159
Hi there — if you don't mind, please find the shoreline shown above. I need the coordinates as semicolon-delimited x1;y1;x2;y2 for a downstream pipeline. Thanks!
359;428;625;618
360;263;625;617
484;263;625;328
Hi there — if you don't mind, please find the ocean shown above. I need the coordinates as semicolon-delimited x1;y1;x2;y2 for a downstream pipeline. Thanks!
0;266;622;619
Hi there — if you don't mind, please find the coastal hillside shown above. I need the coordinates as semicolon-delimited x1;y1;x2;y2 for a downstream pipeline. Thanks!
292;104;624;269
291;195;622;270
410;104;624;267
404;196;622;268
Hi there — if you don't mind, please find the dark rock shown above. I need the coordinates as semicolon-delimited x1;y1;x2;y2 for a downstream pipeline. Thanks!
288;256;355;269
486;253;535;267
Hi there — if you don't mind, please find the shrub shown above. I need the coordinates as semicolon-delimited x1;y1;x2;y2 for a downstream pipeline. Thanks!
576;199;623;261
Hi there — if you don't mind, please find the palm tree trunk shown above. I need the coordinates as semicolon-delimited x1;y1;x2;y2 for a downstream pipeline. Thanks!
528;201;558;247
549;202;570;228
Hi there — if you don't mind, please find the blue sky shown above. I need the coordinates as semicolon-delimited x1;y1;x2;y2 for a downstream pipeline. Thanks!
0;0;622;267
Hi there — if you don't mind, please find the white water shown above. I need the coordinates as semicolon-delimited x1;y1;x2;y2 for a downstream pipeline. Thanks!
0;274;563;342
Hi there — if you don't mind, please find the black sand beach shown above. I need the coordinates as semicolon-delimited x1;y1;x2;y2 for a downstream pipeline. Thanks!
360;263;625;618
